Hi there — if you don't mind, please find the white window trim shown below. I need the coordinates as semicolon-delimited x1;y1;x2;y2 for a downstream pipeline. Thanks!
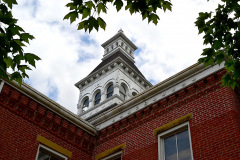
158;121;194;160
35;144;68;160
100;151;122;160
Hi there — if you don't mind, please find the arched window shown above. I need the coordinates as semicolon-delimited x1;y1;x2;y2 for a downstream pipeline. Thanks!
132;92;137;96
94;92;101;105
119;85;126;100
82;98;89;112
107;84;114;98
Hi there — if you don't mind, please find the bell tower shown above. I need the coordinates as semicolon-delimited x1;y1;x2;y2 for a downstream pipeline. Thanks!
75;30;152;121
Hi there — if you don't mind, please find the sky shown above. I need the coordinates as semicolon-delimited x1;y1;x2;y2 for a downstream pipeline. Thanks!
11;0;220;114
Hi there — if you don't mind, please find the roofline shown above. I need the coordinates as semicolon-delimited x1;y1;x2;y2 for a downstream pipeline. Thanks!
91;62;225;126
75;56;152;88
101;31;138;50
1;79;97;135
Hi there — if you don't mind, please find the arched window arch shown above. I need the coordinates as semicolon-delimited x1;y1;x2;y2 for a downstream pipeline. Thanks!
107;84;114;98
94;91;101;105
119;85;126;100
82;98;89;112
132;92;137;96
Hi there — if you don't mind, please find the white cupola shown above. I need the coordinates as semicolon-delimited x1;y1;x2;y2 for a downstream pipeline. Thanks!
101;29;136;62
75;30;152;121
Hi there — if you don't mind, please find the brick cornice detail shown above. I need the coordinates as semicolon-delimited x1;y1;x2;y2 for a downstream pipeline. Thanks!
0;84;95;154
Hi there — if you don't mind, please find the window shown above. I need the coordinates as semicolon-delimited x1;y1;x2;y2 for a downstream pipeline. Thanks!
158;122;193;160
132;92;137;96
100;151;122;160
95;91;101;105
119;85;126;100
82;98;89;112
107;84;114;98
36;144;67;160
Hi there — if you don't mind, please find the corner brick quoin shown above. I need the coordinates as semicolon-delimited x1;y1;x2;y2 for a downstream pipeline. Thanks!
96;69;226;144
0;83;95;155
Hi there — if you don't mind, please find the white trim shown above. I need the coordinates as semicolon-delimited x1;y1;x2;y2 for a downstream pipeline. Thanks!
0;81;5;93
100;151;122;160
35;144;68;160
94;63;224;130
157;122;194;160
75;57;151;89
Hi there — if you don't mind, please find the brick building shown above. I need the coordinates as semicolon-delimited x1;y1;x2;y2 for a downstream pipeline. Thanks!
0;31;240;160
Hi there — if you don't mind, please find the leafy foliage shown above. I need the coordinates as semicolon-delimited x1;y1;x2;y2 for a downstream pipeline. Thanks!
195;0;240;89
64;0;172;33
0;0;41;85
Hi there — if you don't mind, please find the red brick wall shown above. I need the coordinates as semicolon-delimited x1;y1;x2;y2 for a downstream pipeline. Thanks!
1;70;240;160
93;70;240;160
0;83;95;160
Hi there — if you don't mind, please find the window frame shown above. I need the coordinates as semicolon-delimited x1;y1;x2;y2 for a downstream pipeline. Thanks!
82;97;89;112
35;144;68;160
100;151;122;160
119;85;126;100
94;91;101;105
107;84;114;98
132;92;137;96
158;122;193;160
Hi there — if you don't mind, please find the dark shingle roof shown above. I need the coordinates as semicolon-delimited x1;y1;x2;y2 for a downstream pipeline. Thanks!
89;51;145;78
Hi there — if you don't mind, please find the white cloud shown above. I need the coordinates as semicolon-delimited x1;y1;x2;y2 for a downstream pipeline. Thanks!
11;0;220;114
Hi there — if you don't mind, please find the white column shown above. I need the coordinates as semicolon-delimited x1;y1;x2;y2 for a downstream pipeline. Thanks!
89;98;94;108
101;90;107;102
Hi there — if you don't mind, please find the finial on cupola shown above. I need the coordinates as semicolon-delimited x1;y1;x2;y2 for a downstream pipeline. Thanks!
118;29;123;33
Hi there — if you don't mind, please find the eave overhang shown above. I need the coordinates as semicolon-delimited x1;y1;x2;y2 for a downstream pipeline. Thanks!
1;79;97;135
101;31;138;50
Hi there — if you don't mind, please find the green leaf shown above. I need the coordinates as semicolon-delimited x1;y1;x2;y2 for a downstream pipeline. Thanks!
142;12;148;21
63;11;78;23
3;57;13;68
97;17;106;30
22;72;29;78
10;72;22;85
18;65;31;73
162;1;172;12
97;3;107;14
114;0;123;12
24;53;41;67
20;33;34;44
13;54;25;65
204;57;214;67
77;21;86;30
14;39;25;47
3;0;18;9
212;40;222;50
125;1;132;11
85;1;95;9
82;8;90;19
66;3;77;10
148;14;159;25
215;51;224;65
88;17;98;32
203;34;213;45
201;48;214;56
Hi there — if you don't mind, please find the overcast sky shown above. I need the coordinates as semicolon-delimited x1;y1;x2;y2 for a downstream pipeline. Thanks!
11;0;220;114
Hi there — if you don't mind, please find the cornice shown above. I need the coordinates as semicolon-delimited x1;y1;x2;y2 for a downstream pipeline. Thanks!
75;57;152;90
0;83;96;154
101;31;137;50
2;79;97;135
102;47;135;63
